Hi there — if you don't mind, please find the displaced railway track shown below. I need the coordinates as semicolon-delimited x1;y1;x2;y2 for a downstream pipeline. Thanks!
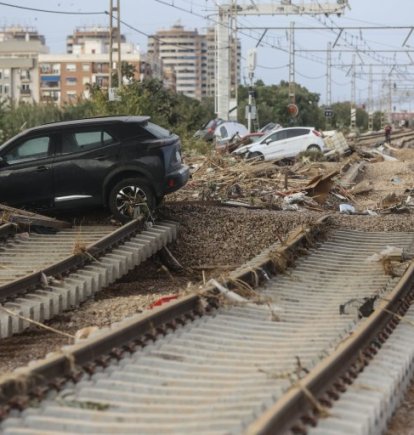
354;128;414;148
1;218;414;434
0;219;177;338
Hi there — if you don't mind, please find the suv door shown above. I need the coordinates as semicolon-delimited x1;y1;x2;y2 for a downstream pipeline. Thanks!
0;133;56;208
52;126;120;208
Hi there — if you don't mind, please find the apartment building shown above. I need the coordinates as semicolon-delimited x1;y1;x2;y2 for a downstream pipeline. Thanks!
66;27;126;54
148;24;241;101
38;26;147;106
38;53;142;105
0;28;48;104
148;24;207;100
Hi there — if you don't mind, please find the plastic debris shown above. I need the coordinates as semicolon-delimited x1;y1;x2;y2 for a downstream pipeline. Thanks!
339;203;356;214
284;192;307;204
366;246;404;263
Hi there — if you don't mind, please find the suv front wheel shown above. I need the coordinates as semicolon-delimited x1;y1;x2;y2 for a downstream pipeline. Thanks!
108;177;155;223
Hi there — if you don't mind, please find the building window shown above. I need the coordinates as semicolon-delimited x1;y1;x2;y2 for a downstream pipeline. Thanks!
82;63;90;72
3;69;10;79
40;64;51;73
66;63;77;72
82;77;90;85
66;77;77;86
20;69;30;80
21;84;30;94
3;84;9;94
66;91;77;102
52;64;61;74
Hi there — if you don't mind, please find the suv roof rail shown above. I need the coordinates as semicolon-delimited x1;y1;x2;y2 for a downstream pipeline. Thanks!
38;115;150;127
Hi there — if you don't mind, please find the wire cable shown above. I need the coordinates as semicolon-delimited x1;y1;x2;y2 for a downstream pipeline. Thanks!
0;1;106;15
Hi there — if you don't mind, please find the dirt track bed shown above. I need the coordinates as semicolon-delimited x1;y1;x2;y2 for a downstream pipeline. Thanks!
2;202;414;374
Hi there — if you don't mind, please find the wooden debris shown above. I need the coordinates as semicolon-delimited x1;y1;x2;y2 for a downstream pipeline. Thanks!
172;154;342;210
0;203;70;230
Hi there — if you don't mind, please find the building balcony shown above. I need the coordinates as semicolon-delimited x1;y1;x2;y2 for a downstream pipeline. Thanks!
20;88;31;95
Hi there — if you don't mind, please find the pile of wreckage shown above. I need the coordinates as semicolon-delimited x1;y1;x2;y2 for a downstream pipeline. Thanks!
171;130;414;215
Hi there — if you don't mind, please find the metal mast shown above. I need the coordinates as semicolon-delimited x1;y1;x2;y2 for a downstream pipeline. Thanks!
326;42;332;108
350;53;356;130
109;0;122;91
214;1;349;120
288;21;295;106
368;65;373;131
216;3;231;119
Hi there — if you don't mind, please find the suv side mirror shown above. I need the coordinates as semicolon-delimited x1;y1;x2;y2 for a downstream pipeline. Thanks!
0;156;7;167
265;138;272;144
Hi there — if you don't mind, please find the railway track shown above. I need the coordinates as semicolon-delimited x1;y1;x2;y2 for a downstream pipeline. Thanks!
353;128;414;148
0;219;178;338
1;218;414;434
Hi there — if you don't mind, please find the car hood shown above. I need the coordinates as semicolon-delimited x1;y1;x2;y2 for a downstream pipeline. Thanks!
232;144;252;155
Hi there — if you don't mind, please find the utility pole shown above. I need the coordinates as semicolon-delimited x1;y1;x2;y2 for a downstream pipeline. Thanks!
288;21;295;106
214;1;348;120
368;65;373;131
216;3;231;119
387;79;393;124
325;42;333;128
247;48;257;132
109;0;121;95
326;42;332;108
350;53;356;130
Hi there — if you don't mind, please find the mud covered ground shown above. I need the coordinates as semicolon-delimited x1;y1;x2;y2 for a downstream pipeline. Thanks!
2;147;414;432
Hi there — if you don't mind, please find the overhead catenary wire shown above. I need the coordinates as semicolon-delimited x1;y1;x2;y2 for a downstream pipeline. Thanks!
0;1;106;15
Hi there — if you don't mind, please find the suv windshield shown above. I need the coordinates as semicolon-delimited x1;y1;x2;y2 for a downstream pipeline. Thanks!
144;122;171;139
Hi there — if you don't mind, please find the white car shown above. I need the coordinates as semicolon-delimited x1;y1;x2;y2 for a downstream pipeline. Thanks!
214;121;248;145
232;127;325;161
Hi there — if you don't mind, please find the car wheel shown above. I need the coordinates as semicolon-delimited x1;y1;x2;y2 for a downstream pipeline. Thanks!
108;177;155;223
307;145;321;152
247;151;264;161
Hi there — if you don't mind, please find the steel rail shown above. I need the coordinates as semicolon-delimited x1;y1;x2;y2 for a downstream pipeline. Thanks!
0;223;17;242
0;217;329;419
0;218;143;303
2;218;414;433
247;263;414;434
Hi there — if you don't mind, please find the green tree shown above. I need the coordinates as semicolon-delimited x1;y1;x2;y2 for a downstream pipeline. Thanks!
237;80;324;129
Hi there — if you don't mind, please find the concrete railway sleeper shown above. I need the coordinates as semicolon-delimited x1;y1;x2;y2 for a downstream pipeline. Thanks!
0;219;178;338
1;218;414;434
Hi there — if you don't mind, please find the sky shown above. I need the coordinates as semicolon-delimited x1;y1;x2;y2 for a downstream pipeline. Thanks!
1;0;414;110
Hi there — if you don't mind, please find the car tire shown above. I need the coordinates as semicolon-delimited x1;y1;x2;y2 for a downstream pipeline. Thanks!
307;145;321;152
247;152;264;161
108;177;155;223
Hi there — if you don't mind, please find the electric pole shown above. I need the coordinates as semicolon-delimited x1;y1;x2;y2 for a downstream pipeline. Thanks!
109;0;122;95
288;21;295;106
325;41;333;128
214;1;349;120
350;53;356;130
368;65;373;131
247;48;257;132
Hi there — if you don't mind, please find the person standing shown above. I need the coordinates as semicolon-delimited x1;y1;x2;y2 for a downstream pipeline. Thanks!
385;124;392;143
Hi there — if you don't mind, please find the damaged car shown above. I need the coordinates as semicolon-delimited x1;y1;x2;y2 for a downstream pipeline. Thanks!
232;126;325;161
0;116;189;221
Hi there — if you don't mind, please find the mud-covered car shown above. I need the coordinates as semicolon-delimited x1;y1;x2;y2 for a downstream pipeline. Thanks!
0;116;189;221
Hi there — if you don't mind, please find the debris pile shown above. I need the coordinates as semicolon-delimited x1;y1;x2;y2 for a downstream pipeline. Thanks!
169;154;344;211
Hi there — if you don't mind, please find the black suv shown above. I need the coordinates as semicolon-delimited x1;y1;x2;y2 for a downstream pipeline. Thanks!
0;116;189;221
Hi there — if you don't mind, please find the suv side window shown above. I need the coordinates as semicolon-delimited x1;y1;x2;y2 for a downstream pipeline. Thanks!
3;136;51;164
60;130;115;154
